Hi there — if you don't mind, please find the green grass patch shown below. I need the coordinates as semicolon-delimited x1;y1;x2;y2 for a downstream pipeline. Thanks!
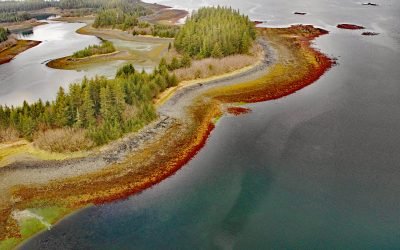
20;218;45;239
0;238;20;250
30;206;69;224
212;115;223;125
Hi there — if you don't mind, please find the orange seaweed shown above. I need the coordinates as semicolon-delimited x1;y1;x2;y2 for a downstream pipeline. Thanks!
227;107;252;116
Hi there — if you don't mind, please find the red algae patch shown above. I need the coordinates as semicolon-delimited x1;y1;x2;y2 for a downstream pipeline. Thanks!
337;24;365;30
227;107;252;116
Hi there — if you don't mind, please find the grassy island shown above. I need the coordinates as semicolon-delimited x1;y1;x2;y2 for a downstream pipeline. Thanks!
46;40;120;69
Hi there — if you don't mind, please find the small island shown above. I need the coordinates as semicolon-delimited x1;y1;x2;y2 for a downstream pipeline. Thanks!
46;40;117;69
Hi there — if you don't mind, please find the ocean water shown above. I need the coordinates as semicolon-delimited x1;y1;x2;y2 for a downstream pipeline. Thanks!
21;0;400;249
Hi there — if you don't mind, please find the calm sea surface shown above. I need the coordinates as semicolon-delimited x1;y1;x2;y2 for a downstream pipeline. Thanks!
21;0;400;249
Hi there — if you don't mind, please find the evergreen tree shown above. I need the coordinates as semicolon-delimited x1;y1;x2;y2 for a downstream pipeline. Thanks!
0;27;8;42
169;57;181;70
211;42;223;58
79;87;96;128
180;54;192;68
54;87;69;127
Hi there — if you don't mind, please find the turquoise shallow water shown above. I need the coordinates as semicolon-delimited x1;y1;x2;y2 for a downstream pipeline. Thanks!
22;0;400;249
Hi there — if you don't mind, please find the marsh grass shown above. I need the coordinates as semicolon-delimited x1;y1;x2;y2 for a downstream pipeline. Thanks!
174;54;254;81
34;128;94;153
173;44;262;81
0;127;20;143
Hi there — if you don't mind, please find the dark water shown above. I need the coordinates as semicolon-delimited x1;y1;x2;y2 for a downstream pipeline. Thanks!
22;0;400;249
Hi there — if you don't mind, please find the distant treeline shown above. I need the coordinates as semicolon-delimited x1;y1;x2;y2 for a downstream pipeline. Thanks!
175;6;256;59
94;8;180;38
0;0;149;23
72;40;116;58
93;7;149;29
0;0;55;13
131;23;180;38
0;0;143;12
0;27;10;42
0;62;178;147
58;0;143;10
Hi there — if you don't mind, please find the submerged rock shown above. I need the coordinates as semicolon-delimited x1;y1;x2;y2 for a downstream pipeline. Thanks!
253;20;267;25
362;3;378;6
362;32;380;36
294;12;307;15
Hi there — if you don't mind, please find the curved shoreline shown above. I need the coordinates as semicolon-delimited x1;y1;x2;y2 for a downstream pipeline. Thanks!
1;25;333;248
0;40;41;65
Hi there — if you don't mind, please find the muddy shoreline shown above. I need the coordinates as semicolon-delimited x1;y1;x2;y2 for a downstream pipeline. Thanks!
0;40;41;65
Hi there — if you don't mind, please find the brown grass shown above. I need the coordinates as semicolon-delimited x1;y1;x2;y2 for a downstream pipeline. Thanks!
0;36;17;52
34;128;94;153
0;127;20;143
173;44;262;81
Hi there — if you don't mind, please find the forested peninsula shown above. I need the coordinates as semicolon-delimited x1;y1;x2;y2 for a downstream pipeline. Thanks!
1;6;258;153
0;1;334;249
